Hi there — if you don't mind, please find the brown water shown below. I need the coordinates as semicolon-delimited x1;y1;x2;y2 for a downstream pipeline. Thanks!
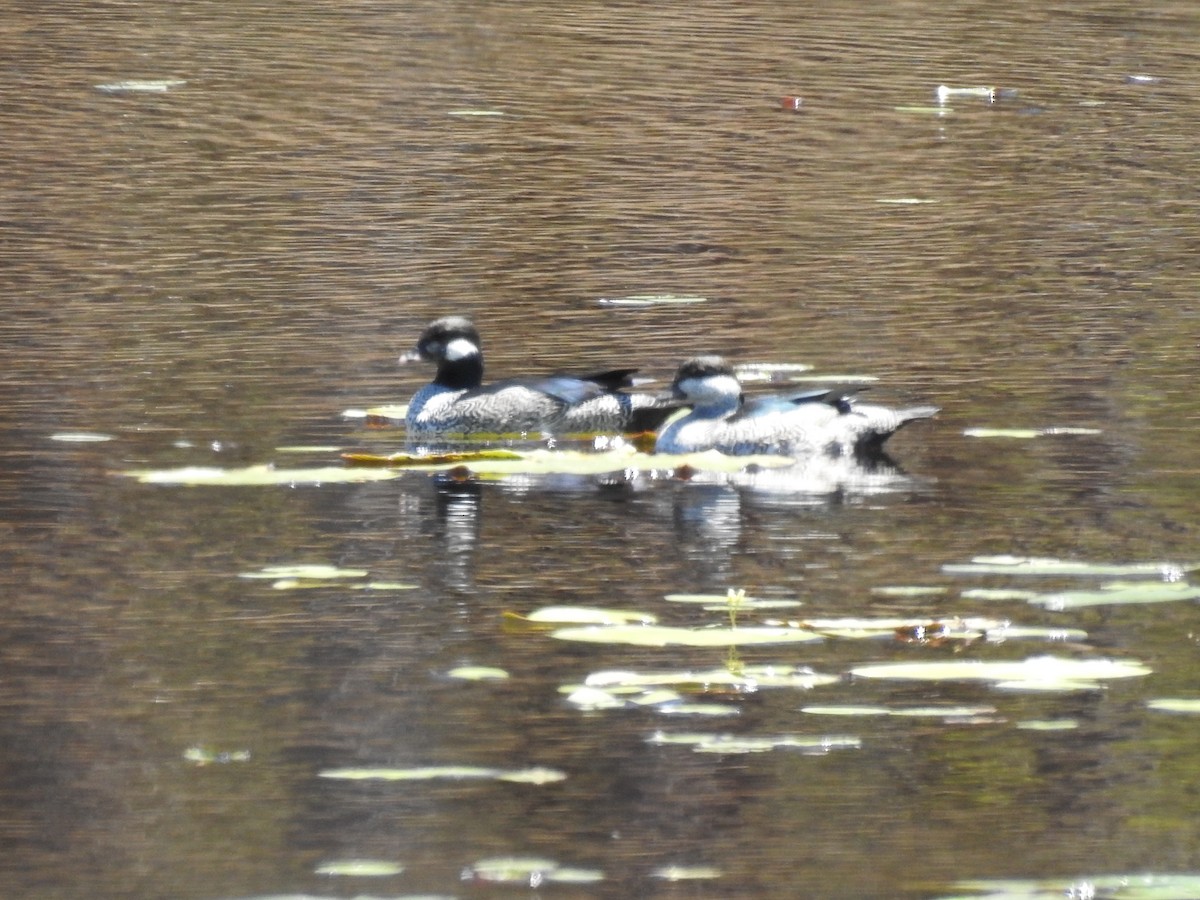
4;2;1200;898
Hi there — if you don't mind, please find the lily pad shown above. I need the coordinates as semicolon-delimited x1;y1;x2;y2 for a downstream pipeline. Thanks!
647;731;861;754
95;78;187;92
50;431;114;442
597;294;709;307
315;859;404;877
239;565;369;580
1147;699;1200;714
651;865;723;881
182;747;251;764
1030;581;1200;610
850;656;1150;691
317;765;565;783
343;447;793;475
447;666;509;681
963;426;1102;439
1016;719;1079;731
961;588;1040;601
945;873;1200;899
871;585;949;597
584;665;838;691
942;555;1194;578
801;705;997;720
551;624;823;647
521;606;658;625
464;856;603;885
120;464;401;486
664;592;802;610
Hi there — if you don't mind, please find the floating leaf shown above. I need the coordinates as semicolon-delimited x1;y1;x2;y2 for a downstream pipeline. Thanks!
964;426;1102;439
274;445;344;454
1031;581;1200;610
795;616;1085;643
801;705;997;720
946;873;1200;899
464;856;601;884
317;765;563;783
522;606;658;626
120;464;401;486
647;731;860;754
597;294;709;307
850;656;1150;691
1147;699;1200;714
564;686;630;710
183;747;251;764
315;859;403;877
584;665;838;691
239;565;369;581
551;624;822;648
495;767;568;784
50;432;114;443
95;78;186;93
871;585;949;597
658;703;741;717
942;555;1193;578
1016;719;1079;731
343;447;793;476
651;865;723;881
447;666;509;681
663;592;801;610
961;588;1040;601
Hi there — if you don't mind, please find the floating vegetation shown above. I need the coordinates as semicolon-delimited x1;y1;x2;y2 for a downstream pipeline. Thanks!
960;588;1040;602
850;656;1151;692
583;665;838;692
943;873;1200;899
963;426;1103;439
447;666;509;681
565;665;836;710
120;464;401;486
318;765;566;784
94;78;187;93
551;624;823;648
50;431;114;442
801;705;998;722
942;555;1194;579
515;606;658;626
464;856;603;885
1016;719;1079;731
182;747;251;765
315;859;404;877
347;403;408;421
647;731;861;755
870;585;949;597
237;564;415;592
663;592;802;611
1147;699;1200;714
341;446;793;476
795;616;1085;644
1029;581;1200;610
651;865;723;881
596;294;709;307
240;564;369;581
934;84;1018;104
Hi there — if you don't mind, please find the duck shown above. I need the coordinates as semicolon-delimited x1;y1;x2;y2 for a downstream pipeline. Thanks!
400;316;679;437
654;355;938;457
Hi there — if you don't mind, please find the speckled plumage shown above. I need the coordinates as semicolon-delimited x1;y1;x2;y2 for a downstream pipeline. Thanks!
401;317;676;437
655;355;938;457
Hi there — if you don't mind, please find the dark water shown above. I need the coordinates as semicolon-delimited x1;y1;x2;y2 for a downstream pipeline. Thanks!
3;2;1200;898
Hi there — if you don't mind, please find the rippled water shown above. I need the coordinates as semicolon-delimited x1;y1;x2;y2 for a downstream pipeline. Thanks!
3;2;1200;898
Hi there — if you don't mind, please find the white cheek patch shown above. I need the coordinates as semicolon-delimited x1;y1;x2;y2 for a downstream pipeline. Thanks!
681;374;740;404
444;337;481;362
